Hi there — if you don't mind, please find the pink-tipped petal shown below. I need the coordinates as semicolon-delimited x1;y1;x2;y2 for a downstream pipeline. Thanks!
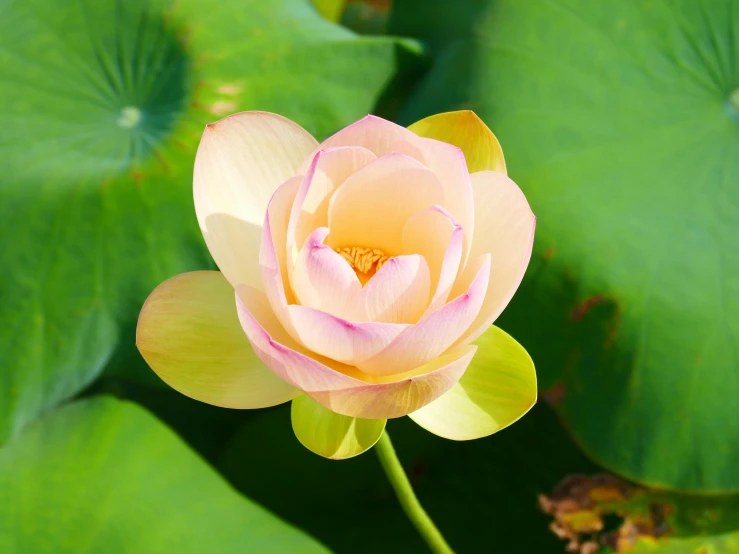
288;305;408;365
453;171;536;345
357;256;491;376
309;345;476;420
292;227;362;317
235;285;476;419
345;255;431;324
288;147;377;276
136;271;299;409
402;205;464;314
194;111;317;290
260;179;301;338
264;175;303;304
327;153;444;255
315;114;416;158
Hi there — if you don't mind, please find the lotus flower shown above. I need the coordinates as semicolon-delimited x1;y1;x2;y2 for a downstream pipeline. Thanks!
137;110;537;459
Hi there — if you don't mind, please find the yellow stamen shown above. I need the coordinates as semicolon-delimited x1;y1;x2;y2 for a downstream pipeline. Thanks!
335;246;389;281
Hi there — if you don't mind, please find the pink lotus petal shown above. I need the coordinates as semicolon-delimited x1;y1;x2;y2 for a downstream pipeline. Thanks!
292;227;362;318
309;346;476;420
402;205;464;315
316;115;474;260
260;178;302;337
345;255;431;324
327;153;444;255
287;147;376;284
235;285;476;419
315;114;416;159
452;171;536;345
357;256;491;376
387;137;474;261
288;304;408;364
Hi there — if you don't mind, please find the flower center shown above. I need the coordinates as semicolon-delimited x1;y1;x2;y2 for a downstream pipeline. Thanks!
335;246;389;283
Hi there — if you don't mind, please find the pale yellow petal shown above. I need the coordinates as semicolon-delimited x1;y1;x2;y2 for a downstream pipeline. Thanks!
291;395;386;459
137;271;299;408
408;110;507;174
409;326;536;440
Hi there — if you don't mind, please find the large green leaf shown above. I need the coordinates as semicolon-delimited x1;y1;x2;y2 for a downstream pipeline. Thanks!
107;376;739;554
391;0;739;492
0;396;329;553
215;402;599;554
0;0;418;442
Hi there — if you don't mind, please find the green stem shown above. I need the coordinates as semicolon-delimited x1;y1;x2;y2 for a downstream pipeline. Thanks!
374;431;455;554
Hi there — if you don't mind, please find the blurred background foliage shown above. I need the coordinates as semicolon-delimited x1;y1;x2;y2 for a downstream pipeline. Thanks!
1;0;737;552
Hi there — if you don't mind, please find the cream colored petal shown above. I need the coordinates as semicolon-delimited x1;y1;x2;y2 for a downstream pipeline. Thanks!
408;110;507;174
357;256;491;377
409;326;536;440
312;115;474;258
291;395;386;459
401;205;464;314
194;111;318;289
136;271;299;409
292;227;362;318
287;147;377;282
345;255;431;324
327;153;444;255
389;137;474;261
452;171;536;345
235;284;476;419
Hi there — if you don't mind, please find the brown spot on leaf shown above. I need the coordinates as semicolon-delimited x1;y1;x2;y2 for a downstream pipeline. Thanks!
541;381;565;406
605;304;622;349
540;474;672;553
153;149;171;175
171;138;191;153
544;246;556;260
570;295;605;322
350;0;391;10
